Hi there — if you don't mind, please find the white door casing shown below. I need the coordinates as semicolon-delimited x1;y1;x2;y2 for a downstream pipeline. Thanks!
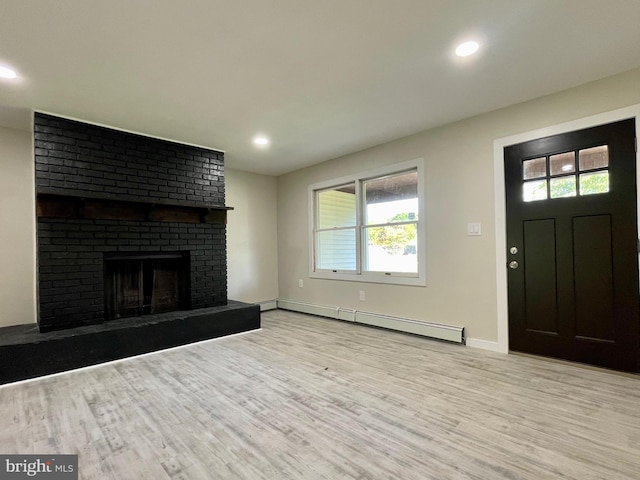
493;104;640;354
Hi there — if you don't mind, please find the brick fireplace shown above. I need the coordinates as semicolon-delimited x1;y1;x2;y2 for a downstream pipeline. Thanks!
34;113;229;332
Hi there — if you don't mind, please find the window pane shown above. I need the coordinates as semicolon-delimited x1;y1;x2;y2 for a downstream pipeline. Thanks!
523;180;547;202
580;171;609;195
550;176;576;198
364;170;418;225
579;145;608;171
316;229;356;270
317;184;356;229
364;224;417;273
523;157;546;180
550;151;575;175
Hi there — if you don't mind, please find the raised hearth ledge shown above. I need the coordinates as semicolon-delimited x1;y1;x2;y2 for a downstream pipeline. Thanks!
37;190;233;224
0;301;260;385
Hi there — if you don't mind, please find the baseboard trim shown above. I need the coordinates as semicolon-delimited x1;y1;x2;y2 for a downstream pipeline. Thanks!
258;300;278;311
276;299;463;344
465;338;501;352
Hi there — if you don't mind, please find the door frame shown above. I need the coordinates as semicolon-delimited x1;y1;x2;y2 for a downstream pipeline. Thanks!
493;104;640;354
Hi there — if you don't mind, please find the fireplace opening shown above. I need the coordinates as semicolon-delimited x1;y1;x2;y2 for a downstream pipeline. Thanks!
104;252;191;320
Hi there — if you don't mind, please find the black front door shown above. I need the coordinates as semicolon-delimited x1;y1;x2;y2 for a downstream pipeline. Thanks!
505;119;639;372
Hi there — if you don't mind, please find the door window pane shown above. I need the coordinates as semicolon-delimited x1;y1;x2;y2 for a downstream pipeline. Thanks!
523;180;547;202
550;151;575;175
579;145;608;171
523;157;546;180
580;171;609;195
550;176;577;198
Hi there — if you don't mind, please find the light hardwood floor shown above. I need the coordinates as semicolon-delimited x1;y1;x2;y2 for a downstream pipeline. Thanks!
1;309;639;479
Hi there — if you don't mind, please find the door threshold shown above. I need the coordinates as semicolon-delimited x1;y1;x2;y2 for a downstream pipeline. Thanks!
509;351;640;378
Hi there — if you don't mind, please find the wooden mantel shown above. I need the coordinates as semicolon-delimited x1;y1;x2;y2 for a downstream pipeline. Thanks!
36;191;233;225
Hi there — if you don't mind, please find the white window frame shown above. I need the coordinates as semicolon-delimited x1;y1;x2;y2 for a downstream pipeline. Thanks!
308;158;426;286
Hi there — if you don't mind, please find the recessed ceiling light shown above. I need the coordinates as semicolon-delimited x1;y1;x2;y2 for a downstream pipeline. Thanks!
455;41;479;57
253;136;270;147
0;65;17;79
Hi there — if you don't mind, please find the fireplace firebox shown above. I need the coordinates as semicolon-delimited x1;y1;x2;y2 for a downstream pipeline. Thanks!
104;252;190;320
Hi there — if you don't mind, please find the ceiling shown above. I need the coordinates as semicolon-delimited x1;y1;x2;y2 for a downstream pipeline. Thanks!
0;1;639;176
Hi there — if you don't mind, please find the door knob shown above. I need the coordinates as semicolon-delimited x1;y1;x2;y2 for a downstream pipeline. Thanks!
508;261;519;269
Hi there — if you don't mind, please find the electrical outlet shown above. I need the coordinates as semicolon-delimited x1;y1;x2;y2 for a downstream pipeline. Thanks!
359;290;365;301
298;279;303;288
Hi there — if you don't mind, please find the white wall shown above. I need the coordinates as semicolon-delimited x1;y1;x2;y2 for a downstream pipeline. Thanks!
226;168;279;305
0;126;36;327
276;67;640;344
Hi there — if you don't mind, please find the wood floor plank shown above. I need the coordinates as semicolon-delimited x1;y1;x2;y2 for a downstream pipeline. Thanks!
1;309;639;479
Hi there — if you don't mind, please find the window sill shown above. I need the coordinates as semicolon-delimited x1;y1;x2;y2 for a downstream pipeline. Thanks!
310;271;426;286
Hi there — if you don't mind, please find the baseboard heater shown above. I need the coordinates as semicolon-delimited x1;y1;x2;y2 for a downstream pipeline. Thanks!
276;299;465;344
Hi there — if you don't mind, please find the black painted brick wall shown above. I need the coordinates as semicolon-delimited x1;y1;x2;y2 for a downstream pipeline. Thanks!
34;113;228;331
34;113;225;206
37;218;227;331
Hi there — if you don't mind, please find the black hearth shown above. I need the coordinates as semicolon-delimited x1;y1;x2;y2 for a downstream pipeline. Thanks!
0;300;260;385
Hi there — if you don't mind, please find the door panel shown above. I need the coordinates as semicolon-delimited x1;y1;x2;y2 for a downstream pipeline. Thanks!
573;215;614;341
505;119;639;372
523;219;558;334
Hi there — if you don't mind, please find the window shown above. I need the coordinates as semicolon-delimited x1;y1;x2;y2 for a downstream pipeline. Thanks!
309;159;425;286
522;145;609;202
316;183;357;271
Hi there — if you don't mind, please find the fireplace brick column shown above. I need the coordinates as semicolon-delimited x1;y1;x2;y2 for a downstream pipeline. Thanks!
34;113;229;332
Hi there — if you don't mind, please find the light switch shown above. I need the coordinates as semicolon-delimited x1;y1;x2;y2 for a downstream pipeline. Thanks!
467;222;481;236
